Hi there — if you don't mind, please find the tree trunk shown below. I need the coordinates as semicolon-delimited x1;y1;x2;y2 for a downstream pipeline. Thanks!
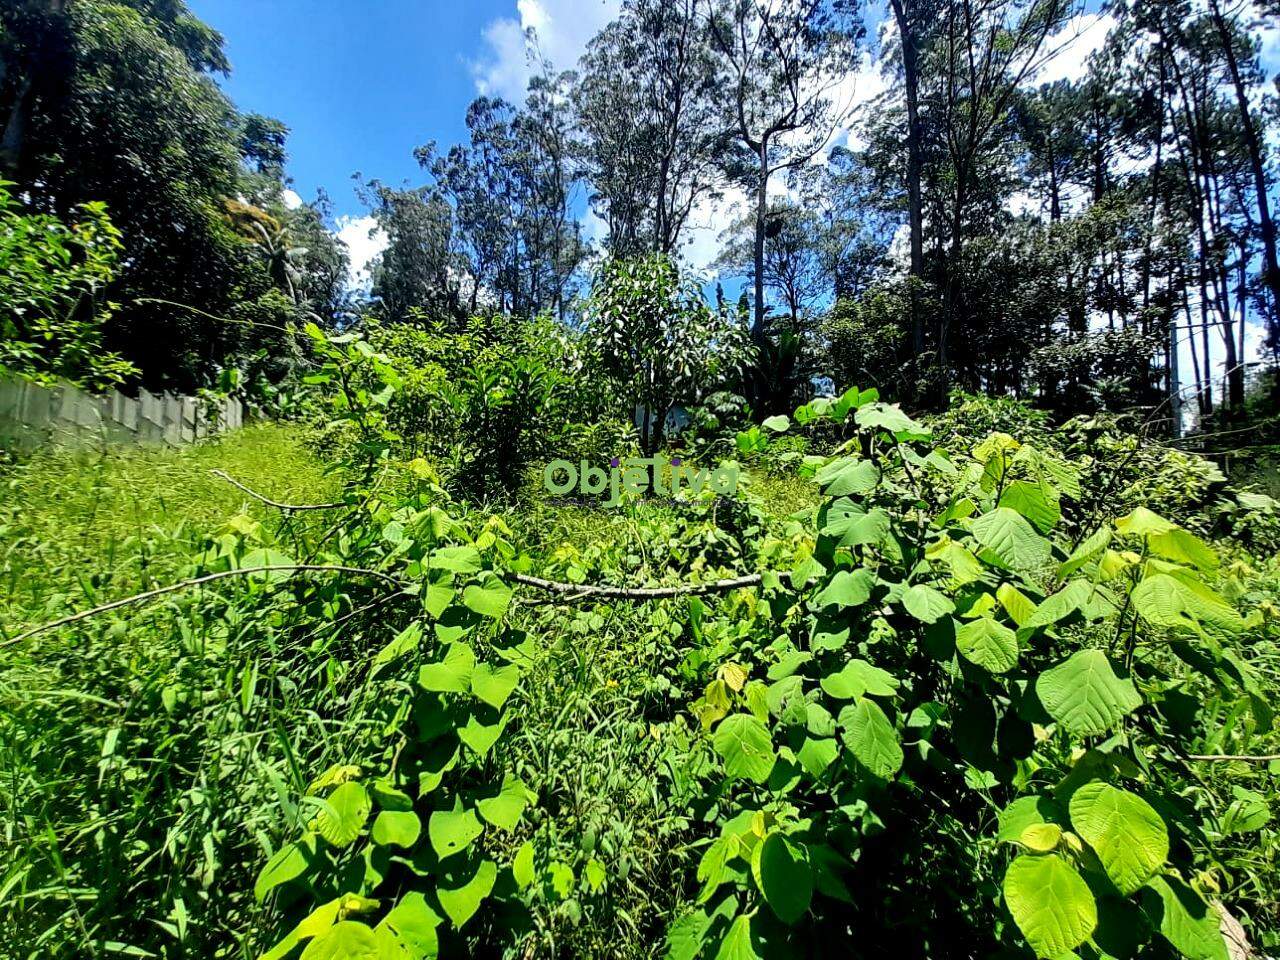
753;140;769;339
891;0;926;361
1209;0;1280;331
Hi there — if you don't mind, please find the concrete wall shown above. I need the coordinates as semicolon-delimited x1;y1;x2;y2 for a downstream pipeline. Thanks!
0;376;244;452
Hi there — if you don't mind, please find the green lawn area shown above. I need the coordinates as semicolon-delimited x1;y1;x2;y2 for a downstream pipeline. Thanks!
0;424;334;635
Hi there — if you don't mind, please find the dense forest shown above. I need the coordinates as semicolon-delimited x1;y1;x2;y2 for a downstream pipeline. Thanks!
2;0;1280;959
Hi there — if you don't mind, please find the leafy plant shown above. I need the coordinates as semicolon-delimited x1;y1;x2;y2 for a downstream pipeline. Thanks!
587;254;754;453
0;181;135;389
668;387;1262;959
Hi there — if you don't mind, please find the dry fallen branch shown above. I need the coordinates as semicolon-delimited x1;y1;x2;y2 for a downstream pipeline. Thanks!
3;565;770;649
512;571;764;600
1;565;407;649
212;470;348;512
1186;753;1280;762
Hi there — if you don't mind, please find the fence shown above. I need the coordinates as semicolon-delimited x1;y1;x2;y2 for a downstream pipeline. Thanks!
0;376;245;452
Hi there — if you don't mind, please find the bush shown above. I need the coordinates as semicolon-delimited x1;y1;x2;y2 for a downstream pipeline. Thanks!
313;314;628;500
587;255;754;453
0;181;135;389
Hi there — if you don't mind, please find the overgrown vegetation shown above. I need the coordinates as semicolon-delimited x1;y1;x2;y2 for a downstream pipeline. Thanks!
3;0;1280;957
4;324;1278;960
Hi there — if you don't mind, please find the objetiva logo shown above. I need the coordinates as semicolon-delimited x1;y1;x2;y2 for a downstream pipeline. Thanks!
543;455;738;506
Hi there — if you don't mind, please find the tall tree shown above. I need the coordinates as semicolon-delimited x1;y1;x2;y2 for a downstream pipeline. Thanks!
574;0;723;257
360;180;461;324
707;0;856;337
917;0;1077;395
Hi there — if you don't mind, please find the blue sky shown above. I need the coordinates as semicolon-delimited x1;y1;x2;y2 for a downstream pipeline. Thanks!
192;0;513;213
192;0;621;216
191;0;624;279
190;0;1272;389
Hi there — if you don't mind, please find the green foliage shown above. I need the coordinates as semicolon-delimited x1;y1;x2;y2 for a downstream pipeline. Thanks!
4;328;1278;960
0;425;343;956
0;181;134;388
320;314;627;499
587;254;754;452
821;285;911;399
669;388;1266;959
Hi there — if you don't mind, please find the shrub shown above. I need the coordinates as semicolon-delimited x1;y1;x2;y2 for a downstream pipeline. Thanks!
587;254;754;453
0;181;135;389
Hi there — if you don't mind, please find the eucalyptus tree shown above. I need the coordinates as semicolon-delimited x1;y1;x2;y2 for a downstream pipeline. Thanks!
914;0;1078;394
417;97;518;313
419;71;585;320
714;200;831;333
883;0;944;358
706;0;858;338
573;0;723;258
359;180;462;325
510;71;588;319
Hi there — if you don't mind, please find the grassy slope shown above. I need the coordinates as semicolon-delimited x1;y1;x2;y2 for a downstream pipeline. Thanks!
0;423;335;635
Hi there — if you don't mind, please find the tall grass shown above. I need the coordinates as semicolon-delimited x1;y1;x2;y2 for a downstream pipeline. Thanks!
0;424;334;632
0;426;352;958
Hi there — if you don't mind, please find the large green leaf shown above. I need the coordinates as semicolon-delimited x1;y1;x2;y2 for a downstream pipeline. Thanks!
471;662;520;709
1140;875;1228;960
971;508;1051;569
997;796;1056;843
713;714;776;783
1132;573;1244;634
902;584;955;624
954;617;1018;673
816;458;880;497
462;575;513;619
821;501;891;547
512;841;536;889
377;892;441;959
1024;579;1092;629
1148;528;1218;571
819;659;898;699
1058;526;1112;578
260;899;341;960
1115;506;1176;537
839;698;903;780
437;859;497;929
752;833;813;924
418;643;475;693
429;545;482;574
1003;854;1097;958
255;835;315;901
428;806;483;860
477;775;533;831
457;713;506;756
371;810;421;849
855;402;925;437
998;480;1061;532
1069;781;1168;895
796;736;839;778
712;915;762;960
314;782;371;849
996;583;1037;626
815;569;875;609
298;921;381;960
1036;650;1142;737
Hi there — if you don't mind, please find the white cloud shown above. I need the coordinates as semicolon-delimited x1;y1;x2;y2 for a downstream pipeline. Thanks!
581;205;609;246
282;188;304;211
334;214;388;289
1032;13;1117;86
827;49;890;156
471;0;621;101
682;186;750;277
